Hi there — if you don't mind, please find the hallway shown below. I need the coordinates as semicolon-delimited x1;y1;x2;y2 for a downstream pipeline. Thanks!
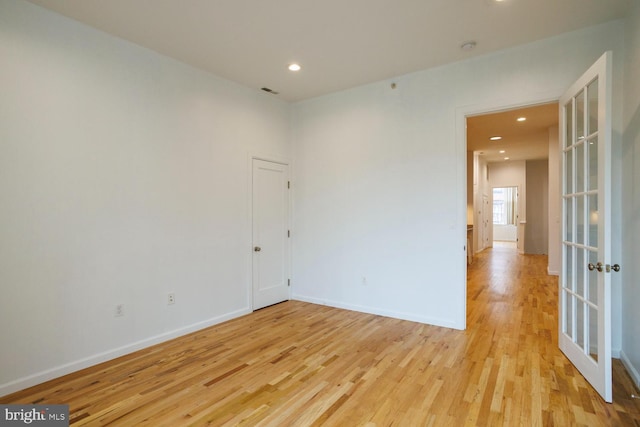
468;247;640;425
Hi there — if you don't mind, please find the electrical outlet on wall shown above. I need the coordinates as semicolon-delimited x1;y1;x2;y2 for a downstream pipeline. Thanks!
168;293;175;305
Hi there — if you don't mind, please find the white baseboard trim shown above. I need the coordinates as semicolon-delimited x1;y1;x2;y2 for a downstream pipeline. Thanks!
0;307;251;398
547;267;560;276
291;294;462;330
620;350;640;390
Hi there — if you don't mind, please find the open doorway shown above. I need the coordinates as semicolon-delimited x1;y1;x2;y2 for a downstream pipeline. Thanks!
492;186;518;250
465;102;559;261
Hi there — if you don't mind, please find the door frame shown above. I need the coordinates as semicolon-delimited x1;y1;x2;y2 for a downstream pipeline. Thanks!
456;90;561;329
491;185;519;247
457;75;621;398
248;153;292;310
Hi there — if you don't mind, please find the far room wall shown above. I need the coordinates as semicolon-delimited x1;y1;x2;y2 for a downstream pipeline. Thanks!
525;159;549;254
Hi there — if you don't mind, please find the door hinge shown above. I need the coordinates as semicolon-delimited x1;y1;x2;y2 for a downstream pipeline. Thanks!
288;279;290;287
287;230;290;238
287;181;290;189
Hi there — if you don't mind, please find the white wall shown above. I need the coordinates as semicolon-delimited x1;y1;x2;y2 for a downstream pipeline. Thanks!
548;126;561;275
493;225;517;242
489;161;527;253
621;1;640;388
292;21;625;330
0;0;291;396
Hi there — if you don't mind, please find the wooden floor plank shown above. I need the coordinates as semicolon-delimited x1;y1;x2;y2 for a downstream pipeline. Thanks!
2;248;640;425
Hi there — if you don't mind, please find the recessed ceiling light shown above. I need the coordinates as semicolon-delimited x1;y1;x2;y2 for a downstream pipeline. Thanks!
490;136;502;141
517;117;526;122
504;157;510;160
499;150;506;154
460;41;476;51
288;63;301;71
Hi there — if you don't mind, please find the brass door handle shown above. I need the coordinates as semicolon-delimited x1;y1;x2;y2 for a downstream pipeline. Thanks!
588;262;603;272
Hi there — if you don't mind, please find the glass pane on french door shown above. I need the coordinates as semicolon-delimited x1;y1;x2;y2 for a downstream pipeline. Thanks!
561;77;600;364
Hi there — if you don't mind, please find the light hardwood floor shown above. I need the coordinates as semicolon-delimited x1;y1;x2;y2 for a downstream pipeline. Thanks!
3;248;640;426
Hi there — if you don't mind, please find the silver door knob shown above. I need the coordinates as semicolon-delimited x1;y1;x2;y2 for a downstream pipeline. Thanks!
612;264;620;272
254;246;261;252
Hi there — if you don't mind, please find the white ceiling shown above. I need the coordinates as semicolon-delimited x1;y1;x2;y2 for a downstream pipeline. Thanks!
25;0;631;102
467;103;559;162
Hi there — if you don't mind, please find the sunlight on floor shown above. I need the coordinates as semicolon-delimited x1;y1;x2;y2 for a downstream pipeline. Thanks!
493;240;517;249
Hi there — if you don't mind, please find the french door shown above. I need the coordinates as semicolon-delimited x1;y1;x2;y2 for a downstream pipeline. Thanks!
559;52;614;402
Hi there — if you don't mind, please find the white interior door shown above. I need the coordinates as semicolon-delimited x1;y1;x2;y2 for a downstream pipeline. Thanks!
559;51;613;402
483;194;490;249
252;159;290;310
